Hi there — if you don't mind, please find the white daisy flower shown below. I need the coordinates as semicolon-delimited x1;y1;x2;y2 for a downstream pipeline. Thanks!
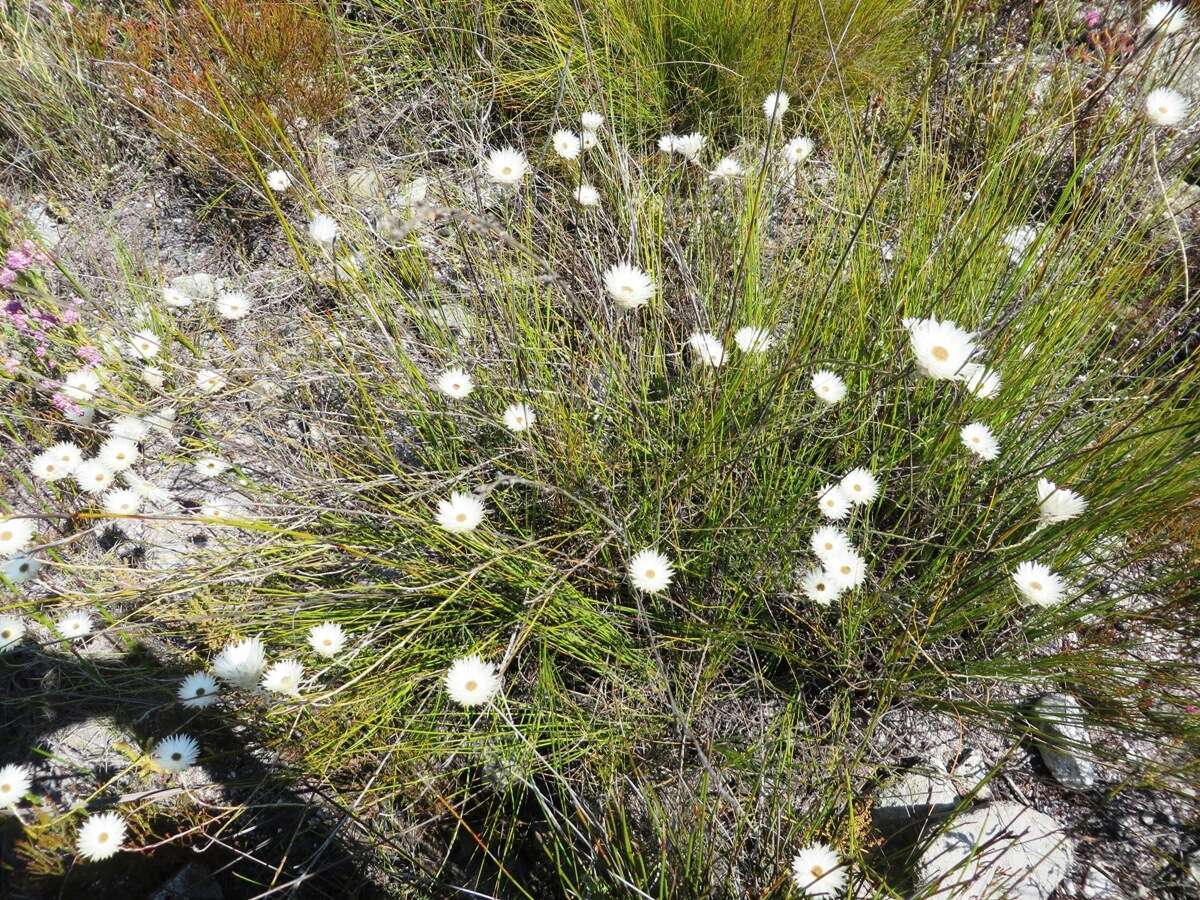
503;402;536;433
800;567;841;606
162;286;192;309
194;455;229;478
907;317;977;380
195;368;226;393
763;90;790;122
812;370;848;405
3;556;39;584
73;459;115;495
1012;560;1065;607
101;488;142;517
709;156;744;181
1145;2;1187;33
791;842;845;897
436;367;474;399
581;111;604;131
109;415;151;443
216;290;252;321
0;517;37;556
960;422;1000;460
124;470;174;506
687;332;726;367
1146;87;1189;127
436;491;487;533
658;134;679;155
31;442;82;481
485;147;529;185
212;637;267;690
961;363;1001;399
142;366;165;390
266;169;292;192
127;329;161;361
824;547;867;590
574;184;601;207
0;616;26;653
0;763;31;808
783;135;815;167
1037;478;1088;524
552;129;582;160
839;468;879;506
817;483;851;521
56;611;93;640
178;671;220;708
76;811;127;862
1002;224;1041;263
604;262;655;310
62;368;101;403
445;654;500;707
307;212;339;246
734;326;773;353
810;526;851;562
674;132;707;162
308;622;347;658
98;436;139;472
628;548;675;594
261;659;304;696
152;734;199;772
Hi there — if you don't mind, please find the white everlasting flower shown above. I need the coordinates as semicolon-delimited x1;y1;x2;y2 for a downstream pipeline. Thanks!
628;548;675;594
502;402;536;432
1037;478;1088;525
709;156;744;181
824;546;867;590
445;654;501;707
162;286;192;308
76;811;127;862
64;405;95;426
839;468;879;506
212;637;267;690
763;90;790;123
674;132;707;162
56;611;93;640
734;326;773;353
194;455;229;478
146;406;176;434
687;332;726;367
308;622;347;658
552;129;582;160
810;526;851;563
127;328;162;361
142;366;165;390
73;459;116;495
907;317;977;380
1146;87;1189;127
0;763;31;808
3;556;39;584
307;212;339;246
262;659;304;696
0;616;26;653
266;169;292;192
153;734;199;772
1002;224;1041;263
811;370;848;405
658;134;679;155
125;470;174;506
62;368;101;403
98;436;139;472
436;367;474;399
101;488;142;517
436;491;487;533
581;111;604;132
31;441;82;481
960;422;1000;460
1012;560;1065;607
604;263;655;310
178;671;219;708
800;568;841;606
961;363;1001;399
817;483;851;521
791;842;845;897
485;147;529;185
783;135;815;167
195;368;226;393
574;184;601;207
1145;2;1188;34
0;517;37;556
109;415;151;443
216;290;252;321
580;130;597;150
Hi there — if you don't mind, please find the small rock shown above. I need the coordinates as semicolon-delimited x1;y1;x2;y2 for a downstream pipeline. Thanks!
949;747;994;799
151;863;223;900
873;760;959;831
1080;865;1123;899
1030;693;1097;790
916;802;1073;899
347;166;386;205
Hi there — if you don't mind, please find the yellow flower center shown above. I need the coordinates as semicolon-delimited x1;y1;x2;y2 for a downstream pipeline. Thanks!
171;752;182;761
931;345;950;362
811;864;824;877
644;569;656;579
500;166;512;176
1;531;11;542
1030;580;1042;591
98;832;109;843
465;680;478;692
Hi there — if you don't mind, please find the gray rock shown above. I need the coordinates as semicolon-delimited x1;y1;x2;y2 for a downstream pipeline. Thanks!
949;747;994;800
873;760;959;830
1030;693;1097;790
1080;865;1123;899
151;863;222;900
916;802;1073;899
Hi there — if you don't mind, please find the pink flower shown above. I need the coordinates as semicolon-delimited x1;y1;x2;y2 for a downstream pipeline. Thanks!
50;391;82;416
5;248;34;272
61;307;80;324
0;268;16;289
77;345;102;365
3;357;19;374
1082;7;1101;27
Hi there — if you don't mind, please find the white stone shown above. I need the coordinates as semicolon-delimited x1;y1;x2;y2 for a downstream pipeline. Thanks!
1031;693;1097;790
